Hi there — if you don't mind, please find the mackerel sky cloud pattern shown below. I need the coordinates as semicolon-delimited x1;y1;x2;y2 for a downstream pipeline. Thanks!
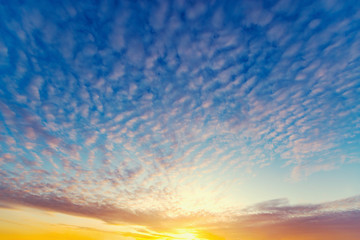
1;0;360;239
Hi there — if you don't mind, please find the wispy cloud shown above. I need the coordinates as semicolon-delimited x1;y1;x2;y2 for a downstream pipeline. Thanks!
1;186;359;239
203;196;360;239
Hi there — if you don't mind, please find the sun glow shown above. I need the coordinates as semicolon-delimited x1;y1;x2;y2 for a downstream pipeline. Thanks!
162;229;225;240
168;231;199;240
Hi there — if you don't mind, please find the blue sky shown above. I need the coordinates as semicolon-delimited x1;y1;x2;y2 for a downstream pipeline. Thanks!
0;0;360;239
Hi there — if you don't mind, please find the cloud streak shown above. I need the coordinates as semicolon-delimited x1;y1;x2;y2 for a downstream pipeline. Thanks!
1;186;359;239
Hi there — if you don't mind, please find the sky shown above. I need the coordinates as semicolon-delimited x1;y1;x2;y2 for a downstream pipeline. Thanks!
0;0;360;239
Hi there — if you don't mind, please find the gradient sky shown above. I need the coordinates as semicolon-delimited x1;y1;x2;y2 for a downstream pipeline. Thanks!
0;0;360;239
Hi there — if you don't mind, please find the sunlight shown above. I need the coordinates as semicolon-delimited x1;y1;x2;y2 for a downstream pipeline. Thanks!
166;229;200;240
172;232;198;239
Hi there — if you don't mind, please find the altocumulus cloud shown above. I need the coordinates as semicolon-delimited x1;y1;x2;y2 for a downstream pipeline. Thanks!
0;0;360;236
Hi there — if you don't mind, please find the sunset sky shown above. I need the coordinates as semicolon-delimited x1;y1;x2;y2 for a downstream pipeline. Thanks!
1;0;360;239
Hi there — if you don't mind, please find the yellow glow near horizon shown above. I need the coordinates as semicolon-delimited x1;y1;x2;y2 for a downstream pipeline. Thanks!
0;207;221;240
0;207;143;240
166;230;199;240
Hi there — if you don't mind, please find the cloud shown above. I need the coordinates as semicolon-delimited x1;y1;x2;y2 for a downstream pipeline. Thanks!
85;133;98;146
225;210;360;240
0;1;360;238
203;196;360;239
0;186;163;226
1;184;359;239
